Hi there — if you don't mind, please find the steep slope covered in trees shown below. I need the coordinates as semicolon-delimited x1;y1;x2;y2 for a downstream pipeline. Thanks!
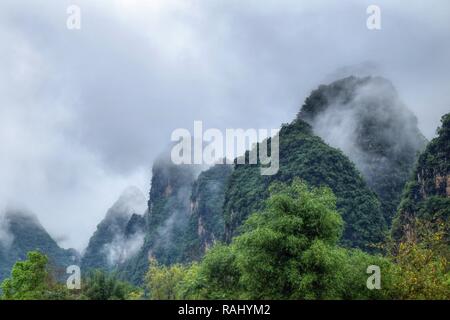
392;113;450;245
224;119;387;251
119;156;200;284
298;76;426;224
0;211;77;281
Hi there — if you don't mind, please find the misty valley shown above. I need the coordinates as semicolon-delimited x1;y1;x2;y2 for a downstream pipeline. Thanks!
1;75;449;300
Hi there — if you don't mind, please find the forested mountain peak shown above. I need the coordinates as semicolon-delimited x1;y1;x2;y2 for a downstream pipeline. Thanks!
0;210;77;282
298;76;426;224
223;116;387;251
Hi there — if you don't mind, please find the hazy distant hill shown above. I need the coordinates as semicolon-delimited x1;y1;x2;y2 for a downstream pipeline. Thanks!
81;187;146;272
298;76;426;224
118;155;200;284
0;211;78;281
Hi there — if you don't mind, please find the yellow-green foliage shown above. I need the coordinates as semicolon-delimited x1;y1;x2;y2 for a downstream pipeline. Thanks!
387;232;450;300
145;258;188;300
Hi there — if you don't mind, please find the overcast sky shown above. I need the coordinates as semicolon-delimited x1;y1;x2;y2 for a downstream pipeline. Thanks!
0;0;449;251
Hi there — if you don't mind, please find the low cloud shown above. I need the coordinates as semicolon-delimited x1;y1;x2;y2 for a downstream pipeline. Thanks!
0;214;14;250
104;231;145;267
309;77;425;179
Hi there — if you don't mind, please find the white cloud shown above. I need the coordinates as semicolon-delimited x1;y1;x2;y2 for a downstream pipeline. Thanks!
0;0;449;250
104;231;145;267
0;215;14;250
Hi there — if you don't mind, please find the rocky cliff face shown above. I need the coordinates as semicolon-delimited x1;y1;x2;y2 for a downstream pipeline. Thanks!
0;211;78;281
392;113;450;244
81;187;146;272
117;155;234;284
118;155;200;284
184;164;233;260
298;76;426;224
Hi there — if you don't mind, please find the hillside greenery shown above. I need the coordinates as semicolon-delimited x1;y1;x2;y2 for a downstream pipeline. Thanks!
1;80;447;300
2;180;448;300
0;212;77;283
1;251;141;300
146;180;449;300
183;164;233;261
223;119;387;251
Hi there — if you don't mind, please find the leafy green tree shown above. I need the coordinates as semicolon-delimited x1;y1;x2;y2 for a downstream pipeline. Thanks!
233;179;341;298
82;270;138;300
0;251;68;300
145;258;188;299
179;244;242;300
143;178;449;300
387;225;450;300
232;179;390;299
224;119;387;251
1;252;141;301
182;179;391;299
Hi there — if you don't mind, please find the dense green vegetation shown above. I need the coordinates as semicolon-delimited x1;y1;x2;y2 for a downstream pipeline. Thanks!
0;251;140;300
2;180;448;300
0;251;68;300
195;179;390;299
224;119;387;251
145;258;187;299
82;269;141;300
145;180;449;300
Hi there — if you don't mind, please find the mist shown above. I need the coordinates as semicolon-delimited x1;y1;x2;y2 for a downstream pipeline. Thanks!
307;76;426;179
104;231;145;267
0;215;14;250
0;0;449;250
102;187;147;266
